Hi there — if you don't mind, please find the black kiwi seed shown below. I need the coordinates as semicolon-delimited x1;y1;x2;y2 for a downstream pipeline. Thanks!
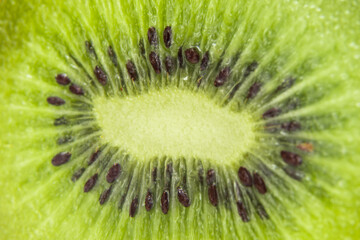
69;83;84;95
165;163;173;189
236;201;250;222
152;167;157;182
262;108;282;119
106;163;121;183
149;52;161;74
56;73;71;85
206;169;218;206
71;168;85;182
163;26;172;48
51;152;71;166
238;167;253;187
185;47;200;64
200;51;210;71
246;82;261;100
84;173;98;192
253;173;267;194
164;56;175;75
177;47;184;68
208;184;218;206
107;46;118;66
54;116;68;126
161;190;170;214
99;186;112;205
94;66;107;85
177;187;190;207
243;61;258;78
206;169;216;185
129;197;139;217
145;190;154;211
281;121;301;132
47;96;66;106
126;60;138;81
281;151;303;166
214;67;231;87
147;27;158;47
88;149;101;166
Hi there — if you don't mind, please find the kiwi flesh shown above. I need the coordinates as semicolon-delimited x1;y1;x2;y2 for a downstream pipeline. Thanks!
1;0;360;240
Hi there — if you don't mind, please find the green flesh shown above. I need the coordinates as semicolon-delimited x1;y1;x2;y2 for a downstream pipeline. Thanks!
1;0;360;240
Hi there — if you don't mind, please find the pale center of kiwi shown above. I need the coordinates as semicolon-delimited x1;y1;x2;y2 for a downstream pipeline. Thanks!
94;87;256;165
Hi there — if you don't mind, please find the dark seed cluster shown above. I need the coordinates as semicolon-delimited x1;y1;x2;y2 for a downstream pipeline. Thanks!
130;197;139;217
53;73;85;102
47;26;311;222
238;167;267;194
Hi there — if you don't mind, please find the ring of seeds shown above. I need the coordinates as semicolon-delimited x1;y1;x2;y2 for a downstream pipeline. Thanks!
48;26;314;220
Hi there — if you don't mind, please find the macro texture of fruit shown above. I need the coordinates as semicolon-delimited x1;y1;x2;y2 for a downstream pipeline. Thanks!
1;0;360;239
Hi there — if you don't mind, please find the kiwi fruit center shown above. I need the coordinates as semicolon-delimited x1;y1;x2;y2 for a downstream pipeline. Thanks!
94;87;255;163
1;0;360;240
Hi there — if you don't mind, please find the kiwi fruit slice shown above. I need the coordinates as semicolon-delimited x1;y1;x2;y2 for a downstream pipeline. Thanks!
1;0;360;239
